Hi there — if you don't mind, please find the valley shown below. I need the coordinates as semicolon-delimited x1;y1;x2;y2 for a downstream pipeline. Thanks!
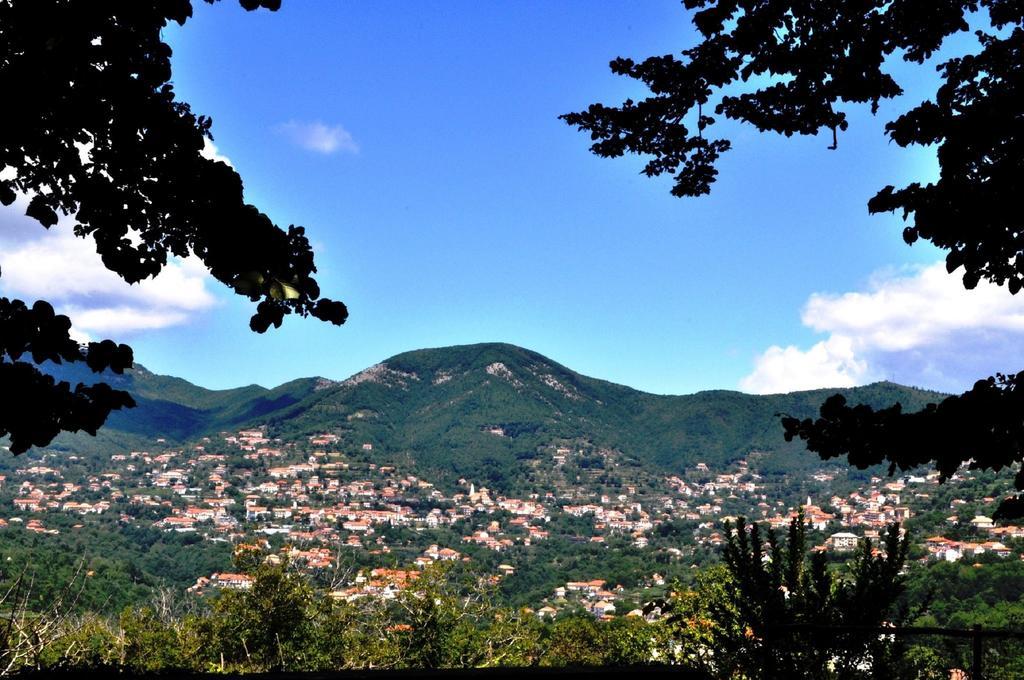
2;344;1020;618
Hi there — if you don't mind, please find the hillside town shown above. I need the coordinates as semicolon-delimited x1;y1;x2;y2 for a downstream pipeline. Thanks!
2;426;1022;618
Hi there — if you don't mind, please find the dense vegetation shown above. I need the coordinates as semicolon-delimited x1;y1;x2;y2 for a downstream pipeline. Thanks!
4;344;1019;676
288;344;946;491
5;516;1021;678
0;515;231;614
2;518;955;679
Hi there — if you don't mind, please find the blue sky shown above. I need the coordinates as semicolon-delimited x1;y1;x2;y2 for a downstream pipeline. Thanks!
3;1;1022;395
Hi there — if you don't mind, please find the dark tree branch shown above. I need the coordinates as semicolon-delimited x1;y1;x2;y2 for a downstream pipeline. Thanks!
563;1;1024;512
0;0;346;453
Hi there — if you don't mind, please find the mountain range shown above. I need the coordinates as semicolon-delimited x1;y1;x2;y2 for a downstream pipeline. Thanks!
42;343;947;489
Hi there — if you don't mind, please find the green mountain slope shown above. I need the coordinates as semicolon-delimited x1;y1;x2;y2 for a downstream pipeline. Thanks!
261;343;947;488
29;343;946;486
35;362;330;454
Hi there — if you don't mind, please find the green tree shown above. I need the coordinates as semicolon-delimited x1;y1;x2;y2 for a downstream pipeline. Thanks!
639;513;916;678
119;606;185;672
603;615;668;666
0;0;347;454
474;607;543;668
652;565;742;674
539;615;607;667
385;562;540;668
709;514;910;679
287;596;369;671
198;561;313;672
562;0;1024;517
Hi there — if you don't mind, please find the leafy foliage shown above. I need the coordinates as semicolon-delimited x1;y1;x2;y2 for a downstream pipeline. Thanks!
654;514;910;679
782;378;1024;519
0;0;346;454
198;562;314;671
725;516;908;677
563;1;1024;515
0;299;134;454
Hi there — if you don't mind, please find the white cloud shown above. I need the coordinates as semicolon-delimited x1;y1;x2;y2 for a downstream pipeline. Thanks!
740;335;869;394
200;137;234;167
276;120;359;154
64;306;191;334
802;264;1024;351
0;199;218;341
741;263;1024;394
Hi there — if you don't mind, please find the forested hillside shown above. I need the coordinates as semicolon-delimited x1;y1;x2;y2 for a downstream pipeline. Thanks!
258;343;946;490
31;343;946;491
38;361;330;456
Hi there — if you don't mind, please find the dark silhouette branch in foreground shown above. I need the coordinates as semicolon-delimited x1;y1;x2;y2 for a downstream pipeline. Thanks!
0;0;346;453
0;297;134;453
562;1;1024;515
781;373;1024;519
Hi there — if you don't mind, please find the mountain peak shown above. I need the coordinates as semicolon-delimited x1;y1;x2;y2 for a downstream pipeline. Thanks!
41;342;948;495
384;342;555;373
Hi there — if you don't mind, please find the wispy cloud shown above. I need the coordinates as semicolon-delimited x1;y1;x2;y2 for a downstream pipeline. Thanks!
740;263;1024;394
276;120;360;156
276;120;359;155
0;197;218;342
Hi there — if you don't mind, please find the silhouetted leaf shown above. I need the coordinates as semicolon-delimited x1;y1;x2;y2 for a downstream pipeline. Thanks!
566;1;1024;503
0;0;346;454
25;194;58;227
0;182;15;206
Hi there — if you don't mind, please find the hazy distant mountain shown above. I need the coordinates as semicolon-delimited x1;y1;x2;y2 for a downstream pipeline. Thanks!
39;343;947;487
40;361;331;455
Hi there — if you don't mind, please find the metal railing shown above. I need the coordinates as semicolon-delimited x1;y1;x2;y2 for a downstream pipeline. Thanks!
774;623;1024;679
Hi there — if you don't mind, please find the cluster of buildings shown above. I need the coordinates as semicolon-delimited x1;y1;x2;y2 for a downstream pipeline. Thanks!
923;516;1024;562
3;429;1023;617
331;567;422;601
546;579;622;618
923;534;1014;562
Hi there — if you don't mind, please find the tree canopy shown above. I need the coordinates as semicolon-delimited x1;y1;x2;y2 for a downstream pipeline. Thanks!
562;1;1024;516
0;0;347;453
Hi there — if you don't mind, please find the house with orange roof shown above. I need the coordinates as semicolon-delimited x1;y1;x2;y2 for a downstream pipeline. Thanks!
212;573;253;590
